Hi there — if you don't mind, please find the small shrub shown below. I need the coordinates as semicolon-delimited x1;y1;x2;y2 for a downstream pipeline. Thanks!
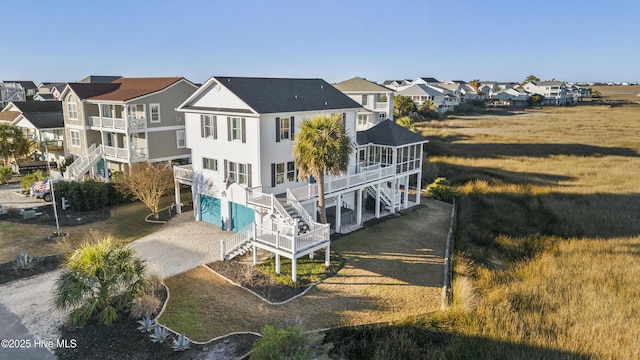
55;236;75;257
172;334;191;352
137;315;156;333
150;326;170;343
425;177;455;201
145;264;164;292
39;213;51;223
0;165;12;184
251;325;331;360
12;250;42;271
129;293;161;320
20;170;46;191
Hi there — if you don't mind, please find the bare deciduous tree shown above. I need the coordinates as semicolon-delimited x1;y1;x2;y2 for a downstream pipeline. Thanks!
114;162;174;219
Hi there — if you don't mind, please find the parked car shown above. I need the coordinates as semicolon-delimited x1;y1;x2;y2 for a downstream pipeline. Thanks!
30;178;59;202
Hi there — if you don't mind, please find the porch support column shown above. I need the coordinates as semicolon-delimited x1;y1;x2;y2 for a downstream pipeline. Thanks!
325;243;331;267
275;254;281;275
415;173;421;206
252;222;258;265
404;175;410;209
193;188;200;221
356;188;363;225
389;179;396;214
336;194;342;233
292;257;297;283
375;182;381;218
175;180;181;214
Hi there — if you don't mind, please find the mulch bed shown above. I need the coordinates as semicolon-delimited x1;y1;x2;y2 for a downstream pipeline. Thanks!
208;260;307;303
0;205;111;227
0;254;64;285
56;286;259;360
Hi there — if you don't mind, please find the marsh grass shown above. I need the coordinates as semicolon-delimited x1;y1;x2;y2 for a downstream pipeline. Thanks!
415;103;640;359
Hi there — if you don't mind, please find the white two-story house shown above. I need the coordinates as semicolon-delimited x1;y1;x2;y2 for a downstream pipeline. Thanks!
523;80;572;105
60;77;198;180
173;76;428;281
333;77;394;130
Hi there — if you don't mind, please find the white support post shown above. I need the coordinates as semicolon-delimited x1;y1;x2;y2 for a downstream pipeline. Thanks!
175;181;181;214
356;188;363;225
336;194;342;233
375;183;381;218
292;257;297;283
220;239;225;261
253;245;258;265
404;175;410;209
389;179;396;214
309;251;314;260
415;172;421;206
275;254;281;275
325;243;331;267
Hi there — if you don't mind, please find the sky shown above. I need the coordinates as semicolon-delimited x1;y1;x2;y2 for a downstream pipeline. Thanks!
3;0;639;85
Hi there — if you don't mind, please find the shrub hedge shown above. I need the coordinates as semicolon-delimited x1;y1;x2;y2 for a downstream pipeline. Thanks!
55;180;133;211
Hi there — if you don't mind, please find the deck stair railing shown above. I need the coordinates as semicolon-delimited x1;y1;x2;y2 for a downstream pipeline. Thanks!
64;144;104;181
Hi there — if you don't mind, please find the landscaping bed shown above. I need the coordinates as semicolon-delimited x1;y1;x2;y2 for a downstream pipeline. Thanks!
56;286;259;360
0;254;63;285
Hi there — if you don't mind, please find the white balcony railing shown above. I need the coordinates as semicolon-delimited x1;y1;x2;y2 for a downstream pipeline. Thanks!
103;145;148;162
88;116;146;130
173;164;194;184
374;101;389;110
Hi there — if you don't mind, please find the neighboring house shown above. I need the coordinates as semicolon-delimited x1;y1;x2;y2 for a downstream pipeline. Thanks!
412;77;441;86
0;82;27;108
3;81;37;97
383;79;412;90
173;76;428;281
523;80;572;105
33;93;57;101
333;77;394;129
396;83;457;113
490;88;531;107
59;77;198;180
0;101;65;162
568;83;591;101
37;82;67;100
78;75;122;83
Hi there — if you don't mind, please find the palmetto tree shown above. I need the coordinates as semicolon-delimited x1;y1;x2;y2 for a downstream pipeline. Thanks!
293;115;352;225
54;236;148;325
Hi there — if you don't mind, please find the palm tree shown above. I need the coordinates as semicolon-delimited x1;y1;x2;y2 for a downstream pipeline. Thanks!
54;236;148;325
293;115;352;224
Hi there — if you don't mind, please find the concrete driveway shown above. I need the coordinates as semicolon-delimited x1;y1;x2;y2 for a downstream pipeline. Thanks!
0;210;226;359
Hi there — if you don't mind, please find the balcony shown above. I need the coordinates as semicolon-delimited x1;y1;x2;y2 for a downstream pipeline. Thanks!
173;164;194;185
88;116;147;131
103;145;148;162
374;101;389;110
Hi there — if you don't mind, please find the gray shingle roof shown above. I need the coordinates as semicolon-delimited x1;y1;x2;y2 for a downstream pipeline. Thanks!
10;101;63;129
10;101;62;114
214;77;363;114
333;77;391;92
357;119;428;147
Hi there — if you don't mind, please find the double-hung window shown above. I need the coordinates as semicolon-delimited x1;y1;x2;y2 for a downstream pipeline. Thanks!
227;117;246;142
150;104;161;123
201;115;217;139
176;130;186;148
361;94;368;106
271;161;296;186
275;116;295;142
357;114;368;126
203;157;218;171
70;130;80;147
226;161;249;185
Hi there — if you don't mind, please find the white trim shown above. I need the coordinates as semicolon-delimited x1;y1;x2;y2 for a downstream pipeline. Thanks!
148;154;192;163
150;103;161;123
64;123;90;130
145;125;186;132
176;76;260;116
119;78;198;103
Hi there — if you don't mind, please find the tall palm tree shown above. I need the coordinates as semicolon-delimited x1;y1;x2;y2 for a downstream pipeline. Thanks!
293;114;353;224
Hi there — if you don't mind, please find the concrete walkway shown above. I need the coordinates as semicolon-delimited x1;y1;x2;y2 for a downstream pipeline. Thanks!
0;211;226;359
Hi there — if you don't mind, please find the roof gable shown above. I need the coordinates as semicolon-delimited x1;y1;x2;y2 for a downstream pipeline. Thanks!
88;77;185;101
206;77;362;114
333;77;391;93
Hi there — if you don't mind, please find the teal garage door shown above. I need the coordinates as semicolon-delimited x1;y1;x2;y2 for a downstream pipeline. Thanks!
200;195;221;226
230;202;255;231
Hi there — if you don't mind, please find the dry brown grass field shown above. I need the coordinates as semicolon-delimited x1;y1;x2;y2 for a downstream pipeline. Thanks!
418;102;640;359
591;85;640;103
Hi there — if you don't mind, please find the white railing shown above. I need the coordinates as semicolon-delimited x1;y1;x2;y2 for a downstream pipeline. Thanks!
374;101;389;110
88;116;146;130
220;223;254;261
289;165;396;201
286;189;314;228
247;191;296;227
65;144;103;180
173;164;194;183
255;227;294;252
295;224;330;252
